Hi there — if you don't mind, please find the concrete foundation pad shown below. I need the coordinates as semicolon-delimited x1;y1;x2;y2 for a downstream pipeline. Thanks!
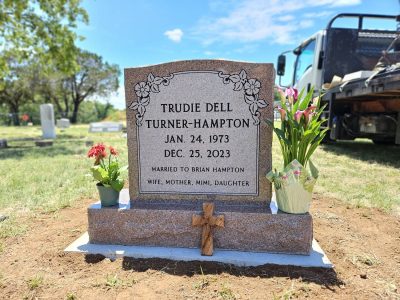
65;233;332;268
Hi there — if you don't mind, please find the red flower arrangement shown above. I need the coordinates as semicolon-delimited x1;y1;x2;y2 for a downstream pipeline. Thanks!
87;143;127;192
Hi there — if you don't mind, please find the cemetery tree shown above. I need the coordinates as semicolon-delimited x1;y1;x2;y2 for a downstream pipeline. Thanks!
0;0;88;81
37;70;72;118
65;50;120;123
0;61;37;125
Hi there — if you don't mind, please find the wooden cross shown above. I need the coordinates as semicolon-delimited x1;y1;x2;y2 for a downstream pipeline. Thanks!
192;202;224;256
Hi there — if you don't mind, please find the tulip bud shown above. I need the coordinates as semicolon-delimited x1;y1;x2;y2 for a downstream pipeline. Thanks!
303;106;317;123
278;107;286;121
285;87;298;103
294;110;304;123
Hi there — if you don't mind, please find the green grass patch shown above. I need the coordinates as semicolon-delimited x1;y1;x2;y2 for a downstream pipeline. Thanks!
0;125;128;212
27;274;43;290
0;215;27;238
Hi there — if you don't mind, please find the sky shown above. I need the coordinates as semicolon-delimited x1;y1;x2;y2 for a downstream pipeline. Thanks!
76;0;400;109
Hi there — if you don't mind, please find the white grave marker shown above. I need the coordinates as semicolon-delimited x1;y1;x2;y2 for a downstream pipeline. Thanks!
40;104;56;139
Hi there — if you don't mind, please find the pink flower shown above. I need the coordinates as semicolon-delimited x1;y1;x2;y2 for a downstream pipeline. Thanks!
294;110;304;123
278;107;286;121
294;170;301;176
285;87;298;103
303;106;317;123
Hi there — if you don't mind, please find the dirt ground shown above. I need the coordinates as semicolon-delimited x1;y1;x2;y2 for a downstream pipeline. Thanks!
0;195;399;300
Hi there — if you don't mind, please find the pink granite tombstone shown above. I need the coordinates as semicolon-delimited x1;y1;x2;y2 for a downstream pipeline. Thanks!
87;60;313;255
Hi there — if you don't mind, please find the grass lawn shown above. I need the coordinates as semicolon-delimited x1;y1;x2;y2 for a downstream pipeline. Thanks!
0;125;128;214
0;124;399;216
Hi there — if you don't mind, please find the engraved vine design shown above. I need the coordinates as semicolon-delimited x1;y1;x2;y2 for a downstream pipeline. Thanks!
129;70;267;126
218;69;268;125
128;73;174;126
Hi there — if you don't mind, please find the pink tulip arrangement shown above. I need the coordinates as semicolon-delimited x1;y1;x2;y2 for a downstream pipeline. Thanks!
271;87;328;168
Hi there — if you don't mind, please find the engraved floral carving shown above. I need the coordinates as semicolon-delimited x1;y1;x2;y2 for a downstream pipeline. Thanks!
129;73;174;126
218;69;268;125
129;70;267;126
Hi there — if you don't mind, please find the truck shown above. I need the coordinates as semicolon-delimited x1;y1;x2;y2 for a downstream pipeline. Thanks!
276;13;400;144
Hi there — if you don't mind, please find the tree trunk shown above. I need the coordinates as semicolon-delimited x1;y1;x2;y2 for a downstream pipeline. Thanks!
11;108;20;126
70;100;80;124
63;92;70;118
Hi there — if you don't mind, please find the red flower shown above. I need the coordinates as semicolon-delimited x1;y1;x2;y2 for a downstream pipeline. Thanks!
21;114;29;122
109;146;118;156
88;144;107;164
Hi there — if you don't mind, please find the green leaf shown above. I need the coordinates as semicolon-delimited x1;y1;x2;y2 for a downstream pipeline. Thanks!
299;87;314;110
110;179;124;192
309;159;319;179
274;128;291;146
91;166;108;183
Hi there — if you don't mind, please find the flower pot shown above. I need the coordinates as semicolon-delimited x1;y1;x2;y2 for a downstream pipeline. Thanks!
275;182;311;214
267;159;318;214
96;184;119;207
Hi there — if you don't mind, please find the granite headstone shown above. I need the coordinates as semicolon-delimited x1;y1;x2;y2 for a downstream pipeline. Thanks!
87;60;313;255
125;60;273;203
40;104;56;139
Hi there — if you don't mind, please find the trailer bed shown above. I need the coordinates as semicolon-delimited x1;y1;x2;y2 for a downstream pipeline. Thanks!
324;69;400;102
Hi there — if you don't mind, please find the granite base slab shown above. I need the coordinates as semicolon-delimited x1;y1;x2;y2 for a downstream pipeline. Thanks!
88;190;313;255
65;233;332;268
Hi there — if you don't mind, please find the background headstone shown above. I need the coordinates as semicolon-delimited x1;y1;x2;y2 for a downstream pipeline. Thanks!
89;122;123;133
40;104;56;139
57;118;70;129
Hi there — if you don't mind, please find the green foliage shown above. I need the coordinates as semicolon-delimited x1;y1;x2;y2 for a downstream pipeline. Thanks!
269;87;328;168
0;0;88;80
0;2;120;123
105;274;122;288
0;56;120;125
78;100;118;123
66;293;77;300
27;275;43;290
0;61;38;125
